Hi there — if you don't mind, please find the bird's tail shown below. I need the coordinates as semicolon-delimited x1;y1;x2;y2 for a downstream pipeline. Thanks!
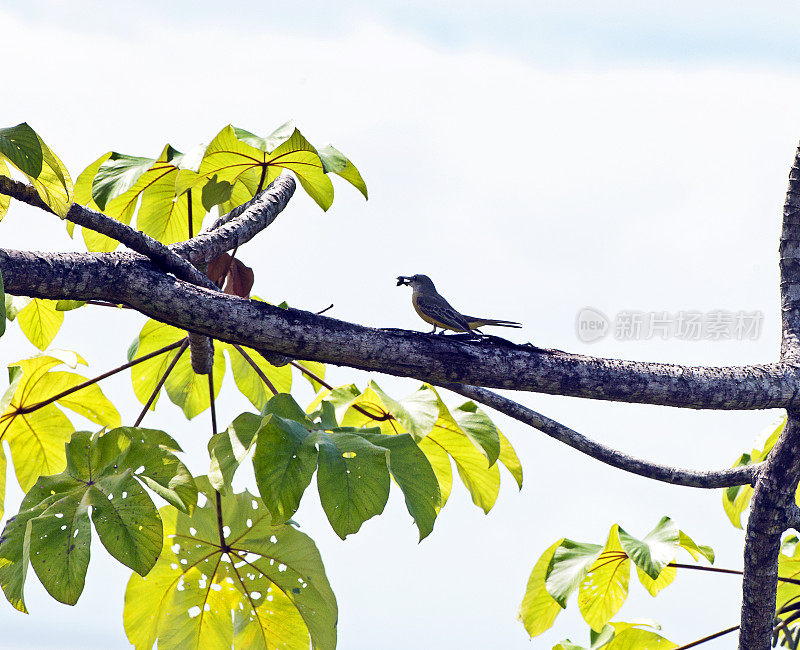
465;317;522;329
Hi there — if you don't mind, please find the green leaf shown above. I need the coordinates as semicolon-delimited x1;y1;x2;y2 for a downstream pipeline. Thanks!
223;343;291;411
545;540;604;608
253;414;319;523
123;479;337;650
578;525;631;632
111;427;196;513
208;412;263;492
0;427;186;608
92;152;156;211
519;539;565;638
450;400;501;466
722;482;753;529
678;530;714;564
360;431;440;540
200;174;233;211
618;517;679;581
317;144;368;199
0;123;43;177
16;299;64;349
316;428;391;539
0;123;73;217
498;429;523;489
54;300;86;311
368;382;439;440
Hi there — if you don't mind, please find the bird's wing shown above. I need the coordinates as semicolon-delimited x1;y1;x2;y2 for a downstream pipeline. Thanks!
416;293;472;331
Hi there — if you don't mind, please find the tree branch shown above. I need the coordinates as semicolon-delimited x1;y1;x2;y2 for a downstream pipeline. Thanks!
0;174;217;292
739;413;800;649
781;142;800;360
444;383;760;488
170;175;296;265
739;141;800;649
1;248;796;410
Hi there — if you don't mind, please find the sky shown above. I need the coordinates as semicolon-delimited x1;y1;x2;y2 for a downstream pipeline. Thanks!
1;1;800;648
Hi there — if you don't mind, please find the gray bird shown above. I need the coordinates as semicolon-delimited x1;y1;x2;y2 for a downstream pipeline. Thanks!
396;274;522;333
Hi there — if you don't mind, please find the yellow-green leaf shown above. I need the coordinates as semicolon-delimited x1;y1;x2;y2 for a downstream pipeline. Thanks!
17;299;64;349
519;539;565;638
578;525;631;632
0;352;119;516
222;343;291;411
124;480;337;650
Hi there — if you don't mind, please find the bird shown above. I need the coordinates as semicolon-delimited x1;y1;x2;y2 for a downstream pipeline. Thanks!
396;274;522;334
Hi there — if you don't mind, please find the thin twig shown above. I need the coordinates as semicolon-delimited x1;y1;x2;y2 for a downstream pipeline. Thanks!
133;339;189;427
208;371;218;436
288;360;394;422
16;339;186;416
233;344;277;396
674;625;739;649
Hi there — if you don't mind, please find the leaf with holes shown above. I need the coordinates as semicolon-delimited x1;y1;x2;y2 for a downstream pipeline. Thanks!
0;352;120;518
208;412;263;492
0;123;73;217
222;343;291;411
0;426;190;610
123;477;337;650
316;382;521;512
519;539;565;638
130;320;224;419
16;299;64;349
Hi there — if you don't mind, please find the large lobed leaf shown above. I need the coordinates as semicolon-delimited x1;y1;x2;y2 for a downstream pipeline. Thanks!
521;519;712;639
123;477;337;650
312;382;522;513
211;393;441;540
0;352;120;518
0;427;195;612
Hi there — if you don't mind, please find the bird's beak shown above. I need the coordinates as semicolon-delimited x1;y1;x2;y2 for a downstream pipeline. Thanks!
396;276;411;286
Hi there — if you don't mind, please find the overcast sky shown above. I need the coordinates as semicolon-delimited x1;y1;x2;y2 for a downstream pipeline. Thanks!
2;2;799;648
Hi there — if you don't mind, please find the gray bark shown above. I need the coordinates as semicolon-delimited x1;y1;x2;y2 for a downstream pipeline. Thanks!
0;248;796;410
738;143;800;648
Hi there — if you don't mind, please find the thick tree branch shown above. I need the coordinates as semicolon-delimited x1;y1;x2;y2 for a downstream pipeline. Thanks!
170;175;296;265
740;141;800;648
444;383;761;488
781;142;800;360
740;413;800;649
1;248;796;410
0;174;217;292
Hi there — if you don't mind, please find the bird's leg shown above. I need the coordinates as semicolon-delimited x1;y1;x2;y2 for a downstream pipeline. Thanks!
429;325;438;334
